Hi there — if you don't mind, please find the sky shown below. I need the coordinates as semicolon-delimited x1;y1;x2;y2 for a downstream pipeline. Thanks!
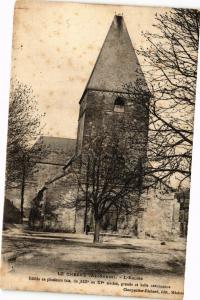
12;0;170;139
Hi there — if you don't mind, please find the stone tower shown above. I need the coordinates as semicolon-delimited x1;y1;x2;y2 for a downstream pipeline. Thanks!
76;15;149;156
75;15;150;234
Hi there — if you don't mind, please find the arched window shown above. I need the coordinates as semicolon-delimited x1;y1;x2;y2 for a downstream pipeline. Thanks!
114;97;125;113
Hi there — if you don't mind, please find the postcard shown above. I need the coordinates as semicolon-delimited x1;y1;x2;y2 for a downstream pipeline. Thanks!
1;1;199;299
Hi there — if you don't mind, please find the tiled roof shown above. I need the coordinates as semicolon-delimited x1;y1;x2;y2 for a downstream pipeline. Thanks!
33;136;76;165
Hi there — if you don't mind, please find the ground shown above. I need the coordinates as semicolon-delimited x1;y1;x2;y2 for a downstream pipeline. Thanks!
1;224;186;278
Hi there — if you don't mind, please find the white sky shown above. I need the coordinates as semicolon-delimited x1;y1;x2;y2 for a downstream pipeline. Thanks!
12;0;170;138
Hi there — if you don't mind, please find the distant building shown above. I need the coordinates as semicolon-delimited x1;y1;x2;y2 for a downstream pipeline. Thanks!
5;136;76;220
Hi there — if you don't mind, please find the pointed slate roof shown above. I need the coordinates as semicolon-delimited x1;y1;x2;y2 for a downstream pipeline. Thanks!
85;15;147;93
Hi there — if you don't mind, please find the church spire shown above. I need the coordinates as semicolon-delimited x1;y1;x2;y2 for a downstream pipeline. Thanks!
85;15;146;93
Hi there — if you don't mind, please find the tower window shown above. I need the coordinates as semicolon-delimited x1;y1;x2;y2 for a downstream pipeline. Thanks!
114;97;125;113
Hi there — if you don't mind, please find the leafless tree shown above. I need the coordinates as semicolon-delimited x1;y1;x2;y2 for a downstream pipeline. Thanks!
69;133;143;243
6;80;46;222
125;9;199;190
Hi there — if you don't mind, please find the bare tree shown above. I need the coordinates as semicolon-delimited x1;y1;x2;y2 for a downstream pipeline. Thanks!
69;133;143;243
6;80;46;222
125;9;199;190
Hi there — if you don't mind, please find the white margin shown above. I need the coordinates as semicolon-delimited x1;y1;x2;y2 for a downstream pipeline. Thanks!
0;1;200;300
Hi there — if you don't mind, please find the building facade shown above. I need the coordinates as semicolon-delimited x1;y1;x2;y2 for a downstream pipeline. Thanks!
29;15;181;240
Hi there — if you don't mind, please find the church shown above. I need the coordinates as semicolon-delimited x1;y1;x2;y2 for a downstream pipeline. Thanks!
29;15;181;240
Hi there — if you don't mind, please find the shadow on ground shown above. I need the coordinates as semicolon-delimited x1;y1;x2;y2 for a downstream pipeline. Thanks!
2;234;185;277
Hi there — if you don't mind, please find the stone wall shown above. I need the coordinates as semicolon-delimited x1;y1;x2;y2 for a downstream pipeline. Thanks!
28;160;182;240
78;90;149;155
5;162;65;218
138;189;180;240
5;136;76;219
41;171;78;232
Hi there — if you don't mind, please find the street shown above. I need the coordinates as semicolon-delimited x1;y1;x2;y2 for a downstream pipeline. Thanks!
1;227;186;278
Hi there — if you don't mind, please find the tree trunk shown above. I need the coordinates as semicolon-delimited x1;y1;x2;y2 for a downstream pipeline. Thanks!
20;183;25;224
83;195;88;233
93;218;101;243
20;157;26;224
114;208;119;232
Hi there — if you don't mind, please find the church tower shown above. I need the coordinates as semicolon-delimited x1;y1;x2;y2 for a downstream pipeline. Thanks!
75;15;150;235
76;15;149;157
